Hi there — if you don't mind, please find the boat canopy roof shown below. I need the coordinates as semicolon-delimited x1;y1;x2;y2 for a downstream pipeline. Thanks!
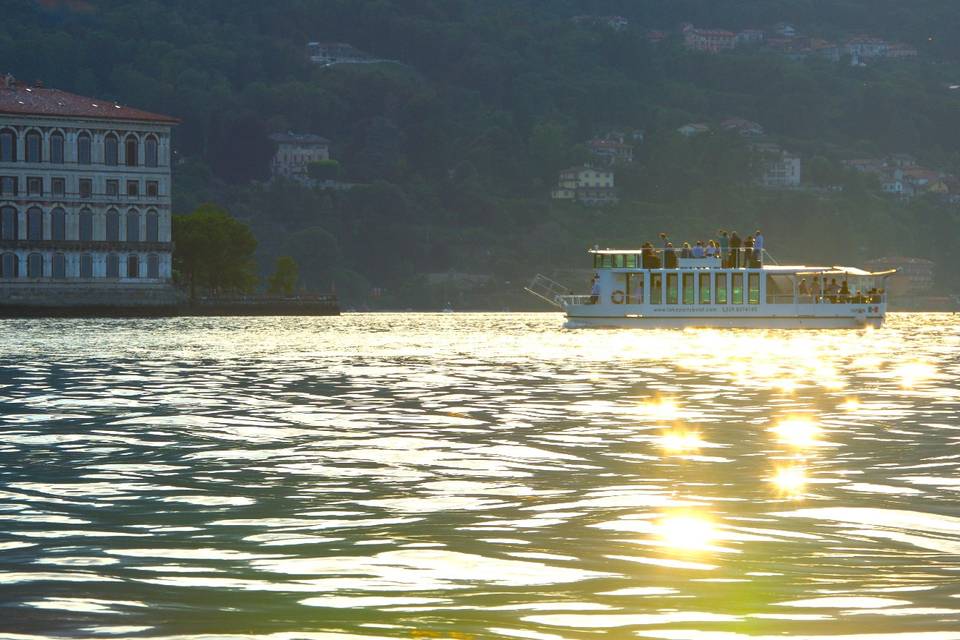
587;250;896;277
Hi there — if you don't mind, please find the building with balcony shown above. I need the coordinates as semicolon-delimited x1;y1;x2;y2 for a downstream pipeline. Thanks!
270;132;331;185
0;75;178;310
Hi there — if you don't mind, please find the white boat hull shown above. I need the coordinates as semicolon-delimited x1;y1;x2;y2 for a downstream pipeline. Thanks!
564;302;886;330
564;314;883;329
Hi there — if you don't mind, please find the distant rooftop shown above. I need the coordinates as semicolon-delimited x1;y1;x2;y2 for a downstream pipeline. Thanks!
0;75;178;124
270;132;330;145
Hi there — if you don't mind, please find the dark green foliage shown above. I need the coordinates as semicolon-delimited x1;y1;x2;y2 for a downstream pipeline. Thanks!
172;204;258;299
267;256;298;295
9;1;960;303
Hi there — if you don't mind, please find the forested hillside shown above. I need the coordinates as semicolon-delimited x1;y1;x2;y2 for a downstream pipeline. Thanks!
5;0;960;305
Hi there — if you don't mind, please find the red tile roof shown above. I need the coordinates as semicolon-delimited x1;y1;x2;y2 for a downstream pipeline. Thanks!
0;82;178;124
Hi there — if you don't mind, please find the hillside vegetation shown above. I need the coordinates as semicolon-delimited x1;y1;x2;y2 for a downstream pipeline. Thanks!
5;0;960;305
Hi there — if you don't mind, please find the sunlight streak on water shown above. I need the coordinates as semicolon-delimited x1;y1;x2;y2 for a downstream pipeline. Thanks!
0;313;958;639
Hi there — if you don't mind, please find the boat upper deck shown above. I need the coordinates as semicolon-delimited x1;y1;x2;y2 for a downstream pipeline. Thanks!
589;248;896;277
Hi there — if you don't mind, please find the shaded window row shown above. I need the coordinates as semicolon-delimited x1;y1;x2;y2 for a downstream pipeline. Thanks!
612;271;762;306
0;129;160;167
0;206;160;242
0;252;160;279
1;175;159;198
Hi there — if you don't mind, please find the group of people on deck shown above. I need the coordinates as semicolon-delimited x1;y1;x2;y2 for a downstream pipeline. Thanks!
798;277;882;304
639;230;765;269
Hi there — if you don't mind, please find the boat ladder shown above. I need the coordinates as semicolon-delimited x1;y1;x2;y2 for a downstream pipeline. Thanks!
525;274;570;309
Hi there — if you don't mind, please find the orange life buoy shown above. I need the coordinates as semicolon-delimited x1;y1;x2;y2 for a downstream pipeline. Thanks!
611;289;625;304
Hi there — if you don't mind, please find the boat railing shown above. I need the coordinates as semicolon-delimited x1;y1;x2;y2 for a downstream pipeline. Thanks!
525;274;569;308
558;294;595;307
593;247;778;270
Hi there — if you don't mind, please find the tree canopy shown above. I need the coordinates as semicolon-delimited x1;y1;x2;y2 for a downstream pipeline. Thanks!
172;204;258;299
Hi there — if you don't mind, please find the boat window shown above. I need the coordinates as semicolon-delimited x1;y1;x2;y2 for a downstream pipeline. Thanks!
625;254;637;268
650;273;663;305
682;273;695;304
593;254;600;269
615;254;626;268
699;273;711;304
766;274;795;304
732;273;744;304
614;273;627;303
716;274;728;304
627;273;643;304
666;273;678;304
748;273;761;305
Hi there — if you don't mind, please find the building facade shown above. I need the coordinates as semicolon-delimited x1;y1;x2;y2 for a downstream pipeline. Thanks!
551;166;618;206
270;132;331;185
0;76;178;306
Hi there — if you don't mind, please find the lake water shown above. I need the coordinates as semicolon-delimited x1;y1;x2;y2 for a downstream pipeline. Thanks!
1;313;959;640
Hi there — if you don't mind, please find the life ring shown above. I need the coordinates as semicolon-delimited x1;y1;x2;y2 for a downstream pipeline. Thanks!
611;290;625;304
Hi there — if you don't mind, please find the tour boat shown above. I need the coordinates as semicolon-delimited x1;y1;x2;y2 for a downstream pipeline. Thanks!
526;248;896;329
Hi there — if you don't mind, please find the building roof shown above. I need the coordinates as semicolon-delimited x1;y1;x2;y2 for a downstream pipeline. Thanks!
0;77;178;124
269;132;330;145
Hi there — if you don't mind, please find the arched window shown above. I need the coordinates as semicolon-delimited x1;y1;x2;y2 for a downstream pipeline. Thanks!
125;134;138;167
106;253;119;279
0;206;17;241
80;254;93;278
105;208;120;242
50;132;64;164
79;208;93;241
1;253;17;278
146;210;159;242
27;207;42;241
104;133;119;166
126;209;140;243
147;253;159;279
78;132;92;165
25;130;41;163
27;252;43;278
145;135;159;167
0;128;15;162
127;254;139;278
52;253;66;279
51;208;66;241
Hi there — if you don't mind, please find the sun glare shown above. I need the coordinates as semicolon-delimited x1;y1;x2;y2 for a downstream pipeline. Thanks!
771;465;809;499
770;417;822;449
642;398;680;421
895;362;936;388
655;512;717;552
842;397;861;411
659;429;704;454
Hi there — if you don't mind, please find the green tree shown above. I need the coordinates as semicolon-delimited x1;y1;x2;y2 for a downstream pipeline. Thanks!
267;255;299;295
307;159;341;182
173;203;258;300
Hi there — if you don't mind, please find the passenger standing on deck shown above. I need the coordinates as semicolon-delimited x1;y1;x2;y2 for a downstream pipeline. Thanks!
812;275;821;302
730;231;742;268
744;235;755;268
718;231;730;267
680;242;692;259
692;241;705;258
798;278;809;296
753;229;764;265
705;240;717;258
827;278;839;303
665;243;678;269
590;275;600;304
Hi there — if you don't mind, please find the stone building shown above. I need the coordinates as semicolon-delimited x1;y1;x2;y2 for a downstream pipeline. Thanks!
551;166;618;206
270;132;330;185
0;75;178;308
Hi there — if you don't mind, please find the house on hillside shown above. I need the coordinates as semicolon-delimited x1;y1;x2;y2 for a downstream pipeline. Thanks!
552;166;618;206
677;123;710;137
753;143;801;188
270;132;331;185
864;256;934;295
307;42;375;65
721;117;764;137
681;24;737;53
587;136;633;167
736;29;766;46
886;43;919;58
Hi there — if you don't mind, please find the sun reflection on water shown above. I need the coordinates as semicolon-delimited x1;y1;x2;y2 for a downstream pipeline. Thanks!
658;428;704;455
770;465;809;500
770;417;823;449
654;511;718;553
